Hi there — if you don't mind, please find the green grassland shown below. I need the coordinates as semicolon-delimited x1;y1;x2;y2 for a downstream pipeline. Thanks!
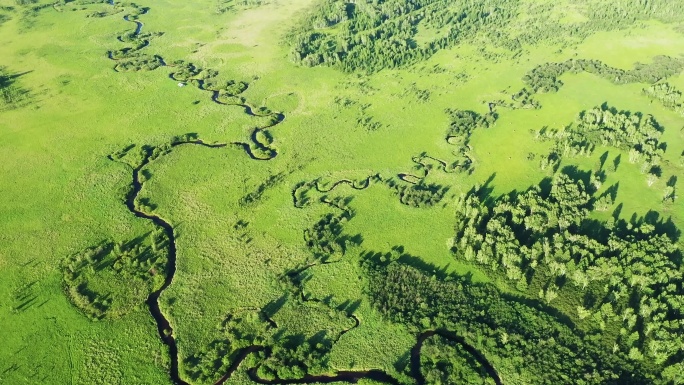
1;0;684;384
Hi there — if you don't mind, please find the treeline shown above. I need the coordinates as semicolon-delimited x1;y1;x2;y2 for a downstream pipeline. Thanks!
450;170;684;376
287;0;684;73
495;56;684;111
61;230;169;319
537;105;666;184
643;82;684;116
287;0;520;72
523;56;684;94
363;257;653;384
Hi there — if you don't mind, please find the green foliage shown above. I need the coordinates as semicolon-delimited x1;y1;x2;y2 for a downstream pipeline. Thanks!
287;0;521;72
421;334;495;385
113;54;165;72
304;210;352;260
364;257;652;384
288;0;684;73
259;339;331;380
446;109;495;142
4;0;684;383
643;82;684;116
61;230;169;319
537;105;666;181
523;56;684;94
185;311;272;382
0;66;28;109
451;170;684;372
390;181;449;208
240;172;285;206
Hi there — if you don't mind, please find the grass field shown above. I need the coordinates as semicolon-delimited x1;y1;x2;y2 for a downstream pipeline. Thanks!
1;0;684;384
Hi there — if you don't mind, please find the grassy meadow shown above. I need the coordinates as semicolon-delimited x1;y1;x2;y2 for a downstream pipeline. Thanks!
1;0;683;384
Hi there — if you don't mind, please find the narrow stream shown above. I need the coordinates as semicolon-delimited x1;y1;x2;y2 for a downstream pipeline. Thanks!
106;3;501;385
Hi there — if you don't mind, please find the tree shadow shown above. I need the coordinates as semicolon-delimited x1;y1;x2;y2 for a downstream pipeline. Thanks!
598;151;609;170
612;154;621;172
614;210;681;240
560;165;592;188
473;173;497;205
667;175;677;187
263;294;288;319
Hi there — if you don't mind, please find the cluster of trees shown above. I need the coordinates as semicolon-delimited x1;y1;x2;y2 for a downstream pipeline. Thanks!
304;211;353;261
286;0;521;72
643;82;684;116
286;0;684;73
185;311;271;382
363;257;653;384
402;83;431;103
584;0;684;25
523;56;684;94
445;109;496;145
450;170;684;376
663;176;677;203
168;60;250;100
492;88;540;110
421;335;495;385
240;172;285;206
0;10;10;27
215;0;269;14
61;230;169;319
386;179;449;208
443;109;496;173
255;339;331;381
112;54;164;72
356;113;384;131
537;105;666;184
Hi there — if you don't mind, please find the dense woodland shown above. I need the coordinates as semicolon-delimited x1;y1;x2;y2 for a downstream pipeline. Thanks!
450;170;683;379
287;0;684;72
364;256;654;384
420;334;496;385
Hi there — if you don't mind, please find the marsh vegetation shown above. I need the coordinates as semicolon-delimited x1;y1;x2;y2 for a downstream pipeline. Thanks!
1;0;683;384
